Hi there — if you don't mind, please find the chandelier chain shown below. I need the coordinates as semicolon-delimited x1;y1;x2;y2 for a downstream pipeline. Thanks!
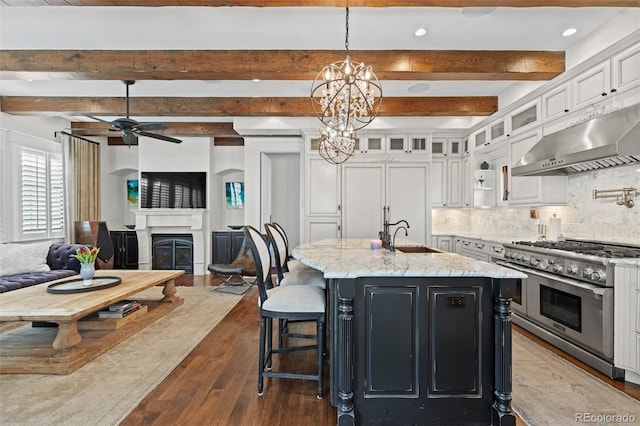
344;7;349;54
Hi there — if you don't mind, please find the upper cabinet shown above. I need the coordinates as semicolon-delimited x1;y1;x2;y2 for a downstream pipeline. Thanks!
573;60;612;111
306;156;341;216
358;134;385;155
387;134;429;155
432;136;462;157
542;82;571;122
507;99;540;137
611;42;640;95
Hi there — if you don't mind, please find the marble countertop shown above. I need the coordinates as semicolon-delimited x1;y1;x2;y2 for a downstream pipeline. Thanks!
292;238;526;279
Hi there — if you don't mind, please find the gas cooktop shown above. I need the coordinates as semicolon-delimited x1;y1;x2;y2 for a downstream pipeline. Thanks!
512;240;640;259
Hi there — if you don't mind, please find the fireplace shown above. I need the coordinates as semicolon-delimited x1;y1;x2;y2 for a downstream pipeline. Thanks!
152;234;193;274
133;209;209;275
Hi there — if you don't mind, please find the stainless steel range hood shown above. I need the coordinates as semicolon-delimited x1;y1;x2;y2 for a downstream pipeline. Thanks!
512;103;640;176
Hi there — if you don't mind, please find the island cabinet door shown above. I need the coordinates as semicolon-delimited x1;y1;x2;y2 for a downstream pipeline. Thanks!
351;278;494;426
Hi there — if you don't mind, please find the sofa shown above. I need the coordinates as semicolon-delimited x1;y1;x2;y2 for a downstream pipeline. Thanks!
0;242;88;293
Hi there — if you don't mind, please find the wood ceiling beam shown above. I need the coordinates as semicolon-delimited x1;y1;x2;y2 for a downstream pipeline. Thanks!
1;96;499;116
0;50;565;81
1;1;637;7
70;121;239;137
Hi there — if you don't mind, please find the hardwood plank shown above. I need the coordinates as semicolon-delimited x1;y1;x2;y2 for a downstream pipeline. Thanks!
1;1;636;7
1;95;498;117
0;50;564;81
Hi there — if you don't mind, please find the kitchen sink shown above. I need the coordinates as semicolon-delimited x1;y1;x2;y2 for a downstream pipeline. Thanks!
396;246;442;254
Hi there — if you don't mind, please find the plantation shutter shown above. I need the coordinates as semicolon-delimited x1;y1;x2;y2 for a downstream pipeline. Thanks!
49;154;65;233
20;148;47;234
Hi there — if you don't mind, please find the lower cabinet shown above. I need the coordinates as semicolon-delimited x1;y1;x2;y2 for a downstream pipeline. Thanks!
434;235;453;252
110;230;138;269
212;230;245;264
614;263;640;385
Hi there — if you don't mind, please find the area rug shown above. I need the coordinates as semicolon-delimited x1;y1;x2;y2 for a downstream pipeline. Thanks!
512;331;640;425
0;286;245;426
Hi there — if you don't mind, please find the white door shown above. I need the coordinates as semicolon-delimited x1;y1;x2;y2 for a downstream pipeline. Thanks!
342;164;384;239
386;164;428;245
260;153;272;227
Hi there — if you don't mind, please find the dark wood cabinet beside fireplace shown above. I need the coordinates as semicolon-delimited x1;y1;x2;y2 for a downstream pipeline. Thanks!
110;230;138;269
212;230;245;264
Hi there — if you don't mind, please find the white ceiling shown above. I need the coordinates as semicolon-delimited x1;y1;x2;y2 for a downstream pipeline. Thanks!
0;6;637;125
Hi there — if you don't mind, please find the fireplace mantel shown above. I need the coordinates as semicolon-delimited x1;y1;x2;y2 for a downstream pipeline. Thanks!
133;209;209;275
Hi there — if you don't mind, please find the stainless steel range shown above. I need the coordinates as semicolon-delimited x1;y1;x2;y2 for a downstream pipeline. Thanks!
497;239;640;379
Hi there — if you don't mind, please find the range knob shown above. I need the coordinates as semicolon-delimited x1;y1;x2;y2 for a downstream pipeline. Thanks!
523;255;530;263
530;257;540;266
516;254;524;261
566;265;578;275
583;268;594;279
552;264;563;273
591;269;606;282
539;259;549;270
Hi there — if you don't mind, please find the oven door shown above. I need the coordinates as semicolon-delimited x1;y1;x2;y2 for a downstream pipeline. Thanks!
495;260;527;316
525;268;613;360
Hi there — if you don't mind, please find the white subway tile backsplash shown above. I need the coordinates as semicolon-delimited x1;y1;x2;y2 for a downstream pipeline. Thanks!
433;165;640;244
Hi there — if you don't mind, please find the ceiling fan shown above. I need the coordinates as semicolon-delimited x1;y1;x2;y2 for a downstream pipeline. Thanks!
75;80;182;145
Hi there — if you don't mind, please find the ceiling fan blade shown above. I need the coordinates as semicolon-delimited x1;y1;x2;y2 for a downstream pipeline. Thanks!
136;131;183;144
133;123;167;132
72;112;113;124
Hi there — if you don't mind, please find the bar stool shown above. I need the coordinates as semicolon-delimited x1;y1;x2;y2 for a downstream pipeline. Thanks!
244;225;325;399
271;222;314;272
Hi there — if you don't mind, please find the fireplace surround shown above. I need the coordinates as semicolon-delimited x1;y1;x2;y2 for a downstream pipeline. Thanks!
133;209;208;275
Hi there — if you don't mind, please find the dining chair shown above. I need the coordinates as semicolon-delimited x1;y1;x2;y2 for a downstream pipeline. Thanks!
243;225;326;399
271;222;313;272
264;223;325;289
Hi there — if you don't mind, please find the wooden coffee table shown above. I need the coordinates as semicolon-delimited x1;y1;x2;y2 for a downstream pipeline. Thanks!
0;269;184;374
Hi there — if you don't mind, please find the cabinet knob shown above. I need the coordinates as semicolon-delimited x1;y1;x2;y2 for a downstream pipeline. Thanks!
564;109;569;113
611;88;617;93
601;92;607;96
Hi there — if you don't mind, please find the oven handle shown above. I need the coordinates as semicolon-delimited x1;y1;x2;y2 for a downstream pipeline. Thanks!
495;260;607;297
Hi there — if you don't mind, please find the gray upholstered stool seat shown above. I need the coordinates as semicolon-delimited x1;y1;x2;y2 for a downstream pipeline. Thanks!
280;269;326;289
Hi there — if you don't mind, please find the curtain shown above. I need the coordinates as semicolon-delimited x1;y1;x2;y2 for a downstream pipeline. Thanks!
63;134;101;242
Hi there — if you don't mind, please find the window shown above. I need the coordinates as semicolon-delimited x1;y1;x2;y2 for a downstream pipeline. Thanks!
19;147;65;239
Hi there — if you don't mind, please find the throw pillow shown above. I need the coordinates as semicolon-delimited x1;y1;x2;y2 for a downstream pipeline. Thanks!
0;241;52;276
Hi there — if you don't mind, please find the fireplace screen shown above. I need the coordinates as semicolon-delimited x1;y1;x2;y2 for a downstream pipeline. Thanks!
152;234;193;274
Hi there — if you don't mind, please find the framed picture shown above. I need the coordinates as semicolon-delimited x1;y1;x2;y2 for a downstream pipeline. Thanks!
225;182;244;208
127;179;139;206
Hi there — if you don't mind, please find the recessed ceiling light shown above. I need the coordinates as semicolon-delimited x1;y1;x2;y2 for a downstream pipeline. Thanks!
408;83;431;93
562;28;578;37
252;78;261;82
414;27;428;37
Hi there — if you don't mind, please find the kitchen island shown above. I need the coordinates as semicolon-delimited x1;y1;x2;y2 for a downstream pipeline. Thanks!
292;239;526;426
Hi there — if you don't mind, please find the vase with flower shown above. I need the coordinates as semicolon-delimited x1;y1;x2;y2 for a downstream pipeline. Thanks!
70;246;100;285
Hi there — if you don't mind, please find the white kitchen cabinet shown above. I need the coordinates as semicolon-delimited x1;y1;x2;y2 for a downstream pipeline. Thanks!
357;134;385;155
306;157;341;216
447;158;463;208
431;158;462;208
489;118;506;143
433;235;453;252
542;82;572;122
342;163;428;244
572;60;611;111
432;137;462;157
387;134;429;155
509;129;567;205
507;99;540;138
462;156;471;208
612;42;640;95
614;263;640;385
306;218;341;242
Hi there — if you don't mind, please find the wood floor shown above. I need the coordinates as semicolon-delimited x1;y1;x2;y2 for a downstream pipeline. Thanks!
122;275;640;425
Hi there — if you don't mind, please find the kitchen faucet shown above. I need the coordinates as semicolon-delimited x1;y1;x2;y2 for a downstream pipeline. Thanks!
379;206;410;249
390;226;409;252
